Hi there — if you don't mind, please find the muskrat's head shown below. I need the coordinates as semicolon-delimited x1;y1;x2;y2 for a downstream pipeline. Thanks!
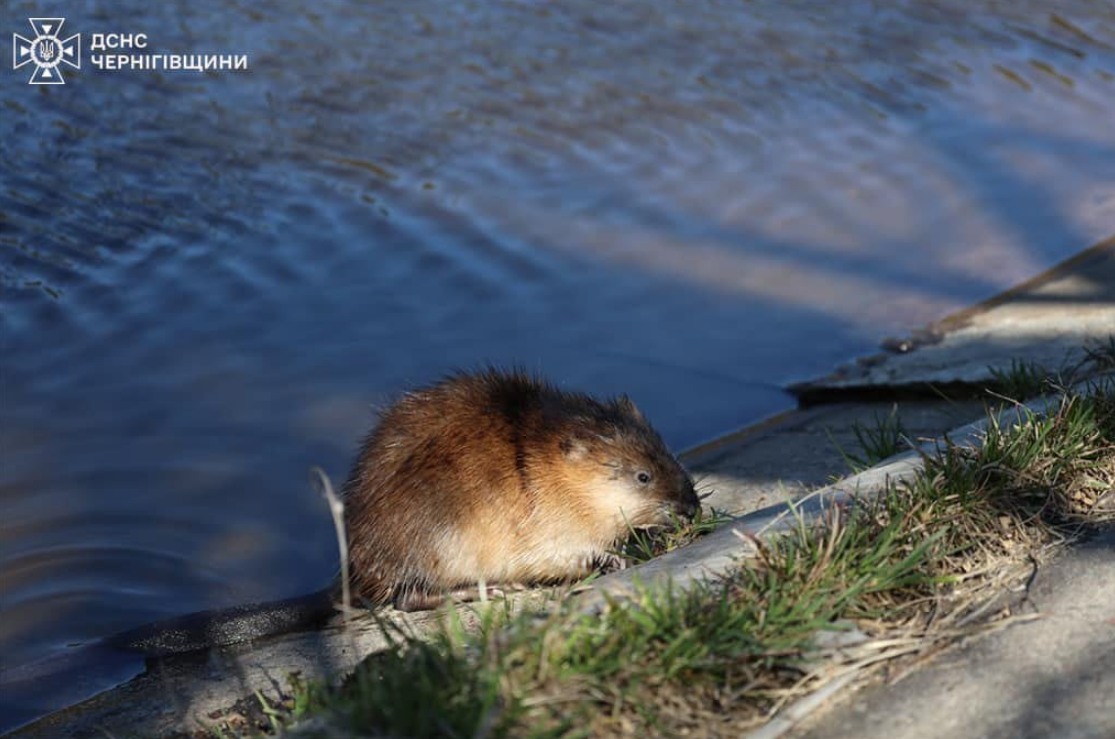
562;394;700;532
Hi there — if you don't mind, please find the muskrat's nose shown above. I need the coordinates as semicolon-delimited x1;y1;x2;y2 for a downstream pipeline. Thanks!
677;488;701;520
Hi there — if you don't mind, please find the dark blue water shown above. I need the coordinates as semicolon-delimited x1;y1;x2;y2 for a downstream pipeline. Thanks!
2;0;1115;728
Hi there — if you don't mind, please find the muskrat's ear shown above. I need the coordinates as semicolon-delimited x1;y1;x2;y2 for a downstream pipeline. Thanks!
560;436;589;460
615;394;645;422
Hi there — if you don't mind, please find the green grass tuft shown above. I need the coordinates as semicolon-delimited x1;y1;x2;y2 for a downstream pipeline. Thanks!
829;405;910;473
1083;336;1115;373
987;358;1055;401
613;506;734;565
986;335;1115;402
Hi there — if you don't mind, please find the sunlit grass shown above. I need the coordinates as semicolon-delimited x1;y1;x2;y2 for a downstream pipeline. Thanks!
213;377;1115;738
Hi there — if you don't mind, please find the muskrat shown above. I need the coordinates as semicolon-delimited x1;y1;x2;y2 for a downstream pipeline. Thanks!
43;369;698;658
345;368;700;610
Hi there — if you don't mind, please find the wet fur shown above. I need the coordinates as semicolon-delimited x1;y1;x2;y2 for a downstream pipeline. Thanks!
344;368;699;606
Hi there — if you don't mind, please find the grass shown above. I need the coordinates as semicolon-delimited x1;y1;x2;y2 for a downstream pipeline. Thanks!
826;334;1115;473
827;405;910;473
272;512;941;739
1083;335;1115;372
987;358;1056;401
986;335;1115;402
612;506;734;566
209;377;1115;739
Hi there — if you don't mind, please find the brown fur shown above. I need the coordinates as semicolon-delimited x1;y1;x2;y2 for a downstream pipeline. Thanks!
342;368;700;607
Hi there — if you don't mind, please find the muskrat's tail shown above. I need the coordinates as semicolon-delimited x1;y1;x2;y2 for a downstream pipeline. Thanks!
104;587;337;657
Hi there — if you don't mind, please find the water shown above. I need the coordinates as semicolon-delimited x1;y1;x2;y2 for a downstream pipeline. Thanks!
2;0;1115;727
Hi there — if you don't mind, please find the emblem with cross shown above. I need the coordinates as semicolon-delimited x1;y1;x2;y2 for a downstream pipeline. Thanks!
13;18;81;85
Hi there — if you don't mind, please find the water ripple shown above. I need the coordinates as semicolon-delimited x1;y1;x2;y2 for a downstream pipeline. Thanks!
2;0;1115;728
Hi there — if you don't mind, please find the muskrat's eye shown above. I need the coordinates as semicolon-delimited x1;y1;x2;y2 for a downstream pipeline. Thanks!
636;471;652;485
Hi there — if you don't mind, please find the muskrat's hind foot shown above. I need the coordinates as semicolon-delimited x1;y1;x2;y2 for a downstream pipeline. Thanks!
393;583;527;612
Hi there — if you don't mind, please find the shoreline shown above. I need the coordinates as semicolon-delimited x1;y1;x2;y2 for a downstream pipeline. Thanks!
7;236;1115;739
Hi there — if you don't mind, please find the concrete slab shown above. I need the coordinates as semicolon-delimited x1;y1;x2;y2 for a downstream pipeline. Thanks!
3;609;430;739
792;524;1115;739
792;239;1115;397
687;399;986;516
